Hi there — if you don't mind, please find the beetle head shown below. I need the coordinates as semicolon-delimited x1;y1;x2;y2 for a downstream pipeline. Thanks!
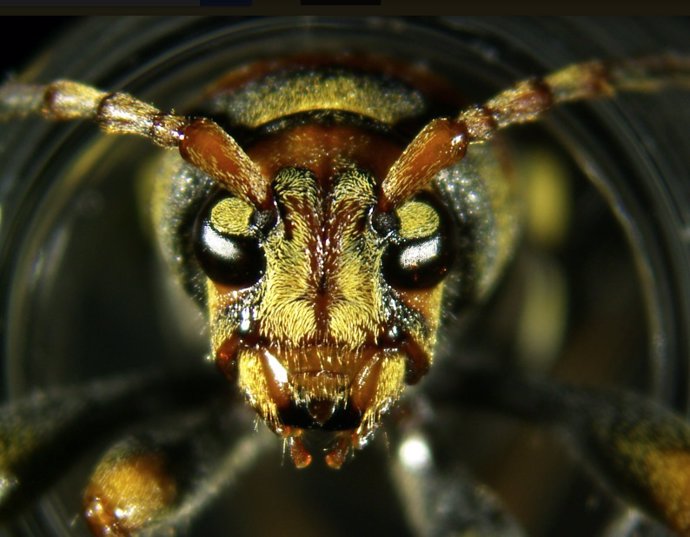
193;161;454;467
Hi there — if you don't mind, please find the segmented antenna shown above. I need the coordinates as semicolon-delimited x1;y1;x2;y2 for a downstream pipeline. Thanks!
0;80;271;208
1;55;688;211
380;55;690;210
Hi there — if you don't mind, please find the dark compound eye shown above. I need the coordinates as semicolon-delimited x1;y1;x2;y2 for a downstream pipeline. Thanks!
193;193;266;288
380;196;455;289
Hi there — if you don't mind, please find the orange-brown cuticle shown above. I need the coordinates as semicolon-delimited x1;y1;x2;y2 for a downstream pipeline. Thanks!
289;436;313;469
350;357;386;413
215;335;242;382
324;435;353;469
83;451;177;537
180;119;271;209
246;123;403;186
400;336;430;384
380;117;467;211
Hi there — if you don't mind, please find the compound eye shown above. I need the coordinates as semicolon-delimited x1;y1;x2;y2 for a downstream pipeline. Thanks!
381;196;454;289
193;193;266;287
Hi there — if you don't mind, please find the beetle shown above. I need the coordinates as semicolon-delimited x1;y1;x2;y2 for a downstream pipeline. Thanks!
1;17;690;537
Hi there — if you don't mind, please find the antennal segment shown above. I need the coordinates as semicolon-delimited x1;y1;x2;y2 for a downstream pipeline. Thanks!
381;54;690;209
0;80;270;208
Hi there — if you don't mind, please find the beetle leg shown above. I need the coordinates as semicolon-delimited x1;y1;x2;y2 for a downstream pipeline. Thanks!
0;367;223;519
83;404;276;537
442;369;690;536
388;400;526;537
